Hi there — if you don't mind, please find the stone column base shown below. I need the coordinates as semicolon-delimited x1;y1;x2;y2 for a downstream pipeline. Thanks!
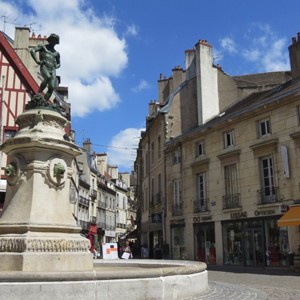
0;252;93;272
0;232;93;271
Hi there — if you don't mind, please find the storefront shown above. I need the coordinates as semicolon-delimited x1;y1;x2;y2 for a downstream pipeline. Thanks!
170;219;186;260
104;230;116;243
149;212;163;258
194;221;216;264
222;214;289;267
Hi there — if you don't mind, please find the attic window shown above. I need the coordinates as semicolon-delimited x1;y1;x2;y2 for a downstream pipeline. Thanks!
258;119;271;137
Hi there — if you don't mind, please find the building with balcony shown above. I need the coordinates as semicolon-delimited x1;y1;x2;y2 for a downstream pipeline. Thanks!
136;34;300;267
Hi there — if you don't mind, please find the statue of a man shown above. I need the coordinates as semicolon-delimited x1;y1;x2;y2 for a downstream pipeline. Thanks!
30;33;60;101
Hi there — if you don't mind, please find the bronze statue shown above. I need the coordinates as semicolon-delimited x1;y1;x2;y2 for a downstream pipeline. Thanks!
30;33;60;101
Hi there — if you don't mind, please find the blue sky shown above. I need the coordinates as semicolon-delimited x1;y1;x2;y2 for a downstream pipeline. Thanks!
0;0;299;172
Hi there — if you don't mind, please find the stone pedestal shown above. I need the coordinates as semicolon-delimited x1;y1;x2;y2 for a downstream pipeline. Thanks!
0;108;93;271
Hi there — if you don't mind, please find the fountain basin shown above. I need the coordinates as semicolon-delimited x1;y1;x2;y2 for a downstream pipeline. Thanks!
0;259;208;300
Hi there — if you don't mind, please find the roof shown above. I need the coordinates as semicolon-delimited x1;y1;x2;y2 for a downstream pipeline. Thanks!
0;31;40;95
175;76;300;142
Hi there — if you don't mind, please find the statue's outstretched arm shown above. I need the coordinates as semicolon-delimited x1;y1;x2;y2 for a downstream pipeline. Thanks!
30;45;43;65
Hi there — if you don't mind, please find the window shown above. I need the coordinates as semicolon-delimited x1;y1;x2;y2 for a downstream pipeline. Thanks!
158;135;161;159
145;153;149;173
223;164;239;209
224;130;234;148
196;172;206;211
151;142;155;164
158;173;162;193
258;119;271;137
173;180;181;208
173;149;181;164
4;129;16;141
158;173;162;204
123;196;127;210
151;177;155;204
196;141;204;157
224;164;238;197
260;156;276;202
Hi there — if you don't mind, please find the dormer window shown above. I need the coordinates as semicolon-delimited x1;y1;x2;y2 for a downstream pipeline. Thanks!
224;130;234;148
258;119;271;137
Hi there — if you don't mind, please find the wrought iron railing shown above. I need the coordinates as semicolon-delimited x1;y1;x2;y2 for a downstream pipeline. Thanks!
172;202;183;216
194;198;209;213
222;193;241;209
257;187;279;205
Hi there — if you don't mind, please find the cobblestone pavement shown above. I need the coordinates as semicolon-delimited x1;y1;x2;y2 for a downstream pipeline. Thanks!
193;266;300;300
193;281;300;300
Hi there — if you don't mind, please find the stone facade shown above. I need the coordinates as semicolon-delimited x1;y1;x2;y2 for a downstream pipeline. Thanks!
136;34;300;267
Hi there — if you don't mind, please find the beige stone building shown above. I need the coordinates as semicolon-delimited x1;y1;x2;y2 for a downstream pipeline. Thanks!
136;35;300;266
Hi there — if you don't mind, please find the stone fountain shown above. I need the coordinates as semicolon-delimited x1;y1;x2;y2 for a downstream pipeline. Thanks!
0;107;93;272
0;33;208;299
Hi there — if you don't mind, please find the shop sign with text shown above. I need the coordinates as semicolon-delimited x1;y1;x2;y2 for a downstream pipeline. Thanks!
230;211;247;219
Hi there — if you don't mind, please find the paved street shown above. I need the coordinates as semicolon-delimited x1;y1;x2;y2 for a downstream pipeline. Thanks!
193;265;300;300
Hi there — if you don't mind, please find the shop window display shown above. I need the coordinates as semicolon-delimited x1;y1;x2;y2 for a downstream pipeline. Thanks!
222;218;289;267
265;219;289;266
223;222;243;265
194;223;216;264
171;226;186;260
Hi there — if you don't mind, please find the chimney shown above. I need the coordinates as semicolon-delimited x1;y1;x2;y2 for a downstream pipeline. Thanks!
83;138;92;153
289;32;300;79
185;49;196;79
194;38;219;125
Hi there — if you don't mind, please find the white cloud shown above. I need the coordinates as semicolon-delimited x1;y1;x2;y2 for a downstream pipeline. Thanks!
69;77;120;117
108;127;144;170
220;37;237;54
219;24;289;73
2;0;129;118
125;24;138;37
241;28;289;72
132;79;151;93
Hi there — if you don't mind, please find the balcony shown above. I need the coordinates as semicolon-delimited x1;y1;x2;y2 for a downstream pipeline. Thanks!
116;223;126;229
90;189;97;200
98;201;106;209
194;198;209;213
150;192;163;208
78;196;89;207
90;216;97;224
97;221;106;229
222;193;241;209
257;187;280;205
172;202;183;216
105;224;116;231
78;220;89;230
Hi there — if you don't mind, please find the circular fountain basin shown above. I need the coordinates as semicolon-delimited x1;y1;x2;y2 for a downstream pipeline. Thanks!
0;259;208;300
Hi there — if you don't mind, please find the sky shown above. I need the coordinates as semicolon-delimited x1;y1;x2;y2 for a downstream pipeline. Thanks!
0;0;299;172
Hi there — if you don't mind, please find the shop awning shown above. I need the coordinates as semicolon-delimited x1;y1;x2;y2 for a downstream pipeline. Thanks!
278;205;300;227
126;229;138;239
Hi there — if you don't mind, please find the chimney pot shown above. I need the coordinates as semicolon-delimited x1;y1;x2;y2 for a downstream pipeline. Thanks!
292;37;297;44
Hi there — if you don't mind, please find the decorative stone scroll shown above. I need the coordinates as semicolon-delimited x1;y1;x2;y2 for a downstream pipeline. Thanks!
0;237;90;253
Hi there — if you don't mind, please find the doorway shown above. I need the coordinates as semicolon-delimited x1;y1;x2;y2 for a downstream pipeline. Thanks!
244;228;264;267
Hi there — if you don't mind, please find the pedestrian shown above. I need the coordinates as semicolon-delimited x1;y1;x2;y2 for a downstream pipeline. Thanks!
141;243;149;258
122;241;132;259
162;241;170;259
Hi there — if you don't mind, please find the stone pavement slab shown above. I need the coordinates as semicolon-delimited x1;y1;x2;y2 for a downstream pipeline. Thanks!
194;282;267;299
200;266;300;300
